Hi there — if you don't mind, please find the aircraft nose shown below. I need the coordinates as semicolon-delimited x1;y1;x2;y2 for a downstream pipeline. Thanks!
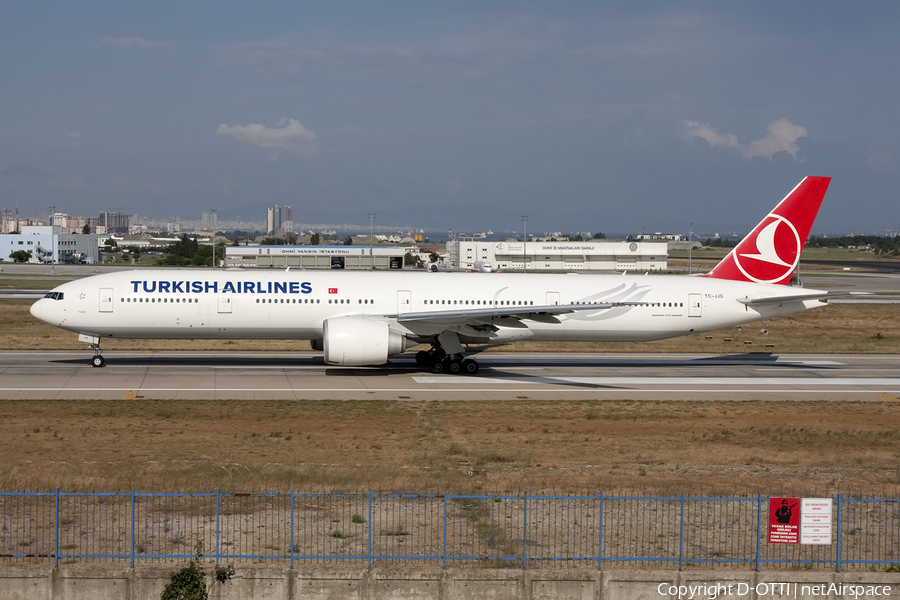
30;298;52;324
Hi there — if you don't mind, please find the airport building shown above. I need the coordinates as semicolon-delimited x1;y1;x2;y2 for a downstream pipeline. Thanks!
450;239;668;272
1;226;99;264
224;245;410;269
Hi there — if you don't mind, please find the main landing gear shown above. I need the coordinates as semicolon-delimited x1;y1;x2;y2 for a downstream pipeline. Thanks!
415;349;479;375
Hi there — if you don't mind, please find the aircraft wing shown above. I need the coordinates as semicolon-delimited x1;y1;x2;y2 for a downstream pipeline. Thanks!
394;301;643;327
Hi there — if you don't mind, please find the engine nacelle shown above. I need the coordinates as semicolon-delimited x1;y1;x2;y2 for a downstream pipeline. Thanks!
323;316;411;366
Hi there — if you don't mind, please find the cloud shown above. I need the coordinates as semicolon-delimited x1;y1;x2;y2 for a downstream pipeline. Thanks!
216;118;317;157
681;119;808;160
681;121;739;150
867;152;895;172
98;37;176;52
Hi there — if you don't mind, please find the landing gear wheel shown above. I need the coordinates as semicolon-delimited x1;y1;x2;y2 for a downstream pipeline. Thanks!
91;355;106;368
430;358;448;374
448;359;463;374
415;350;430;367
461;359;479;375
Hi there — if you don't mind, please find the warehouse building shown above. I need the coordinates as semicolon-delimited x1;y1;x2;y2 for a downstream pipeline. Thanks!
451;239;667;272
224;245;410;269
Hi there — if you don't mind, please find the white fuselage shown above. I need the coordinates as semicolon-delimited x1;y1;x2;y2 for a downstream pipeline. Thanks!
30;269;825;347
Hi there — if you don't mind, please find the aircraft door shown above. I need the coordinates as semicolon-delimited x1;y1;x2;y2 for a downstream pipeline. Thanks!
218;291;233;314
546;291;560;306
688;293;702;317
99;288;114;313
397;290;412;314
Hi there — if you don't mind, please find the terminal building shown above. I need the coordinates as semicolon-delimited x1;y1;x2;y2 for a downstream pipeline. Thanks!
450;239;668;272
224;245;410;269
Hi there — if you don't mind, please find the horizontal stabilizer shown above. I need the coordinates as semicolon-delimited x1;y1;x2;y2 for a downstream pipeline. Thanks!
736;290;872;306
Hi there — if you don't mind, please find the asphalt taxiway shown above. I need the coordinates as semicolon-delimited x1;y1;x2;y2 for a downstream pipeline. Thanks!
1;351;899;401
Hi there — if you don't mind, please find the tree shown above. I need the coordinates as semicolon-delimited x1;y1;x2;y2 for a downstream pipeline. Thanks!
592;232;606;239
81;224;91;234
404;251;420;267
9;250;31;263
344;236;353;245
160;541;234;600
158;235;200;266
429;251;439;263
310;233;320;245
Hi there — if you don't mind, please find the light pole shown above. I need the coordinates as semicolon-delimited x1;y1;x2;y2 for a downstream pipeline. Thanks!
48;205;56;274
210;209;217;268
368;212;375;269
521;215;528;273
688;222;692;275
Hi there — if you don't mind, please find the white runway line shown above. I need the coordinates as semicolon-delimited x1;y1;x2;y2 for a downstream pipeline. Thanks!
413;376;900;386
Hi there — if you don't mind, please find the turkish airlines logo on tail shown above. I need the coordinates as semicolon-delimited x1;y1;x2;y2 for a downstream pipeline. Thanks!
733;213;801;284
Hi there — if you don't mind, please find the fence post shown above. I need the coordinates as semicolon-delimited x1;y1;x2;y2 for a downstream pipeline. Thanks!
523;493;528;570
215;488;221;566
442;492;448;570
290;489;295;570
678;494;684;571
131;488;136;569
598;492;603;571
54;488;59;567
835;494;842;573
367;491;373;571
755;494;762;572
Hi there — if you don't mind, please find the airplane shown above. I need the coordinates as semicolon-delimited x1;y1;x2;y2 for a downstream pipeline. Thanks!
31;176;832;373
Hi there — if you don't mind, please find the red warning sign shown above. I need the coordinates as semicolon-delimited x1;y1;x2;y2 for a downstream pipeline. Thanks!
768;497;800;544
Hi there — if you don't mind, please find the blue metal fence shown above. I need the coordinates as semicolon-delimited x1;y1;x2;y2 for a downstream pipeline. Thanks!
2;491;898;571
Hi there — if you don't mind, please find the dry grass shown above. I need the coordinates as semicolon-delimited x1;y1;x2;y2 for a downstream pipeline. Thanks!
2;399;899;497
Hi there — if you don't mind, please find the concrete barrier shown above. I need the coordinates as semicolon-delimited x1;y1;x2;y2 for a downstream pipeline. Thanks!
0;567;898;599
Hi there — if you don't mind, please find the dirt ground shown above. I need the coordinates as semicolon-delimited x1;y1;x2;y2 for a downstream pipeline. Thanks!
2;398;898;497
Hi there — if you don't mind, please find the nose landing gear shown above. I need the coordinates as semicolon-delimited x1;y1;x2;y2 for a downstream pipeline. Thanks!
90;343;105;368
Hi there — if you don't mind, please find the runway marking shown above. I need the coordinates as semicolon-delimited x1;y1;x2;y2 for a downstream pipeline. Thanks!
413;376;900;386
3;386;900;396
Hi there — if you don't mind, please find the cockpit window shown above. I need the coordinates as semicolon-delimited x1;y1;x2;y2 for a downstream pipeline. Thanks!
43;292;64;301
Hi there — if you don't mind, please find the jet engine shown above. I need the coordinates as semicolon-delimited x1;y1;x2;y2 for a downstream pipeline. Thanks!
323;316;411;366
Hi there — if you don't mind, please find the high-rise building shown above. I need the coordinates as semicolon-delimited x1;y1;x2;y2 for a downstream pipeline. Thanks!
266;205;281;234
201;209;218;230
98;211;131;234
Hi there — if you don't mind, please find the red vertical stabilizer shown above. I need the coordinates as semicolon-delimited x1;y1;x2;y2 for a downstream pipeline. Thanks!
705;176;831;285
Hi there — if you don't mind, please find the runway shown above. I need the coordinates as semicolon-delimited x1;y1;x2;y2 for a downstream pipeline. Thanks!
2;351;899;401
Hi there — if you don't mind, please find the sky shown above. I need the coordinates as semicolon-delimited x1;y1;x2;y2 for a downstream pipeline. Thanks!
2;2;899;237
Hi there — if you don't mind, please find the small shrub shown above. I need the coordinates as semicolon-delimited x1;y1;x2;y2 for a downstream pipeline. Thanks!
351;513;366;524
160;541;234;600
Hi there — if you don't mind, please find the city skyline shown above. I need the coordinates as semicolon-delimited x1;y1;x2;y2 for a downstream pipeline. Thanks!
3;3;899;235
